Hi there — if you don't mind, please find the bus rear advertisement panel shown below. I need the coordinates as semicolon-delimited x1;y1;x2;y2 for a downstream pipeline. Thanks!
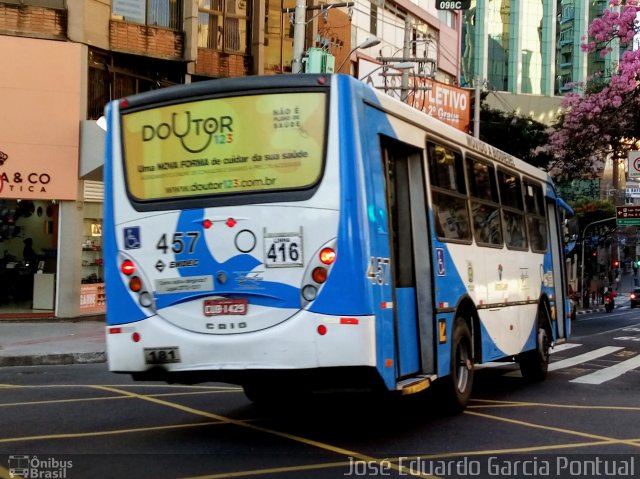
121;93;326;201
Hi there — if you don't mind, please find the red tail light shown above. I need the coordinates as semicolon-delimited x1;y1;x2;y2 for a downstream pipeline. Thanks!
121;259;135;275
319;248;336;265
129;276;142;292
312;267;328;283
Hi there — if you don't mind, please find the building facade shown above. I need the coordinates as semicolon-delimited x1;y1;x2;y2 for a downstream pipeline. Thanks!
0;0;462;318
461;0;558;95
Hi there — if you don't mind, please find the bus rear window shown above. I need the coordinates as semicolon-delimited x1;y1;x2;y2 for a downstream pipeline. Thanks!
120;92;326;201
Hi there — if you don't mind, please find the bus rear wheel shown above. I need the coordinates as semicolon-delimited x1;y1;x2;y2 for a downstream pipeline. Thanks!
242;383;283;405
438;318;474;414
519;314;550;382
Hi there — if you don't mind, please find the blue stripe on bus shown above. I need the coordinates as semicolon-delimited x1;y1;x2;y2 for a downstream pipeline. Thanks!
152;208;301;310
308;78;376;317
103;104;149;326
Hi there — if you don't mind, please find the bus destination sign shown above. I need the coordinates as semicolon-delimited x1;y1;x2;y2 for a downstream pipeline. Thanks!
436;0;471;10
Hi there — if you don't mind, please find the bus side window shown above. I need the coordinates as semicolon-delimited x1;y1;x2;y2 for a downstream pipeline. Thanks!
524;181;547;252
433;192;471;240
466;158;502;246
498;170;528;250
470;202;502;245
427;142;471;242
503;210;527;249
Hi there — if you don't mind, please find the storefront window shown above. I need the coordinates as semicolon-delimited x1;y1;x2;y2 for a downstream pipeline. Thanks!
80;204;105;314
0;199;58;313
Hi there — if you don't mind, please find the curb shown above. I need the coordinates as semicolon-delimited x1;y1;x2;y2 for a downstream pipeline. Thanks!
576;305;623;315
0;352;106;367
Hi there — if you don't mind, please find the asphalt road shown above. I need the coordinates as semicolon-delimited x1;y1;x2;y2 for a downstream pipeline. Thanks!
1;309;639;479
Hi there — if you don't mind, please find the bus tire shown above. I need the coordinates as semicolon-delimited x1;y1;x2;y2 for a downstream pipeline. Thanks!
242;382;308;406
519;312;550;382
242;383;278;405
439;318;474;414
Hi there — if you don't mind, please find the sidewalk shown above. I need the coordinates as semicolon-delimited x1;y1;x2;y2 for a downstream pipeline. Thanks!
0;316;106;367
576;270;636;315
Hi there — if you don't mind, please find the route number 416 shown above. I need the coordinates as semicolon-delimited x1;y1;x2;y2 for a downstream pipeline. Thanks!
367;257;390;285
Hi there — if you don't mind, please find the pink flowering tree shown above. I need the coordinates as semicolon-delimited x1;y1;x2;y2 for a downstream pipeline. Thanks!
549;0;640;182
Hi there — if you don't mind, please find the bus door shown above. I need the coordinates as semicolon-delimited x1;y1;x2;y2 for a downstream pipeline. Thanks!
547;198;567;339
381;139;436;377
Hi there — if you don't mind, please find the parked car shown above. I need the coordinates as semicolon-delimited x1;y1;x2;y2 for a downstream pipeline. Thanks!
630;288;640;308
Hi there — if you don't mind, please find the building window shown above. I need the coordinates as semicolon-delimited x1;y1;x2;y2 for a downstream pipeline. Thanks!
198;0;250;54
560;28;573;45
437;9;455;29
370;2;378;35
112;0;183;30
87;50;183;120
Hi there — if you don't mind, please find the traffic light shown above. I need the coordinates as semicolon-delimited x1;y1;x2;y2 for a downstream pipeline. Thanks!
613;260;620;268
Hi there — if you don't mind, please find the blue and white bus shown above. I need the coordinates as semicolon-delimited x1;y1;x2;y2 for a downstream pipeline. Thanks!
104;74;572;411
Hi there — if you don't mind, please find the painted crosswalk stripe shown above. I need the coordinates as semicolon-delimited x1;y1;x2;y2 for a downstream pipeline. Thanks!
548;346;624;371
476;343;582;370
570;353;640;384
550;342;582;353
502;346;623;377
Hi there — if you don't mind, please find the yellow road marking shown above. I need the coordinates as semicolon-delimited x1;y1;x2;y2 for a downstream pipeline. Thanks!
0;421;221;444
0;389;236;408
3;385;638;478
92;385;439;479
0;383;240;390
465;410;640;448
469;398;640;410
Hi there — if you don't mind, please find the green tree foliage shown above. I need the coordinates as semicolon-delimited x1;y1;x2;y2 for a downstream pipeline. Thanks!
478;94;553;169
571;199;616;231
548;1;640;180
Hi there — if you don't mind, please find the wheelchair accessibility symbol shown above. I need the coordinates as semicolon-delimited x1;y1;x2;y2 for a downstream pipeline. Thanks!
124;227;141;249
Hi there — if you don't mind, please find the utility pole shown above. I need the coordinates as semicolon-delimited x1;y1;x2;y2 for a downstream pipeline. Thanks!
473;77;481;138
400;16;411;102
286;1;355;74
291;0;306;74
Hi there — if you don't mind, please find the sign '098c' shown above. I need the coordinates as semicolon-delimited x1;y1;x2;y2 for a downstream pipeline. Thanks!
436;0;471;10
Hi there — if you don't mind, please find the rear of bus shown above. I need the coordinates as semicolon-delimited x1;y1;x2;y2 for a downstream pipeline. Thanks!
104;75;383;393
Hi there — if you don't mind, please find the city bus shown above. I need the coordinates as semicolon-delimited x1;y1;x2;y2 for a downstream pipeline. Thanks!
103;74;573;412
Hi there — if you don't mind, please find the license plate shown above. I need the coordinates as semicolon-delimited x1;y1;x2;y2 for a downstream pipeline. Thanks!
144;347;180;364
204;298;248;316
263;232;303;267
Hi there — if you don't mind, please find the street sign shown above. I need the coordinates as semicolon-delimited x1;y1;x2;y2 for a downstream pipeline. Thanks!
617;218;640;225
616;205;640;218
626;186;640;198
629;151;640;178
616;205;640;225
436;0;471;10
